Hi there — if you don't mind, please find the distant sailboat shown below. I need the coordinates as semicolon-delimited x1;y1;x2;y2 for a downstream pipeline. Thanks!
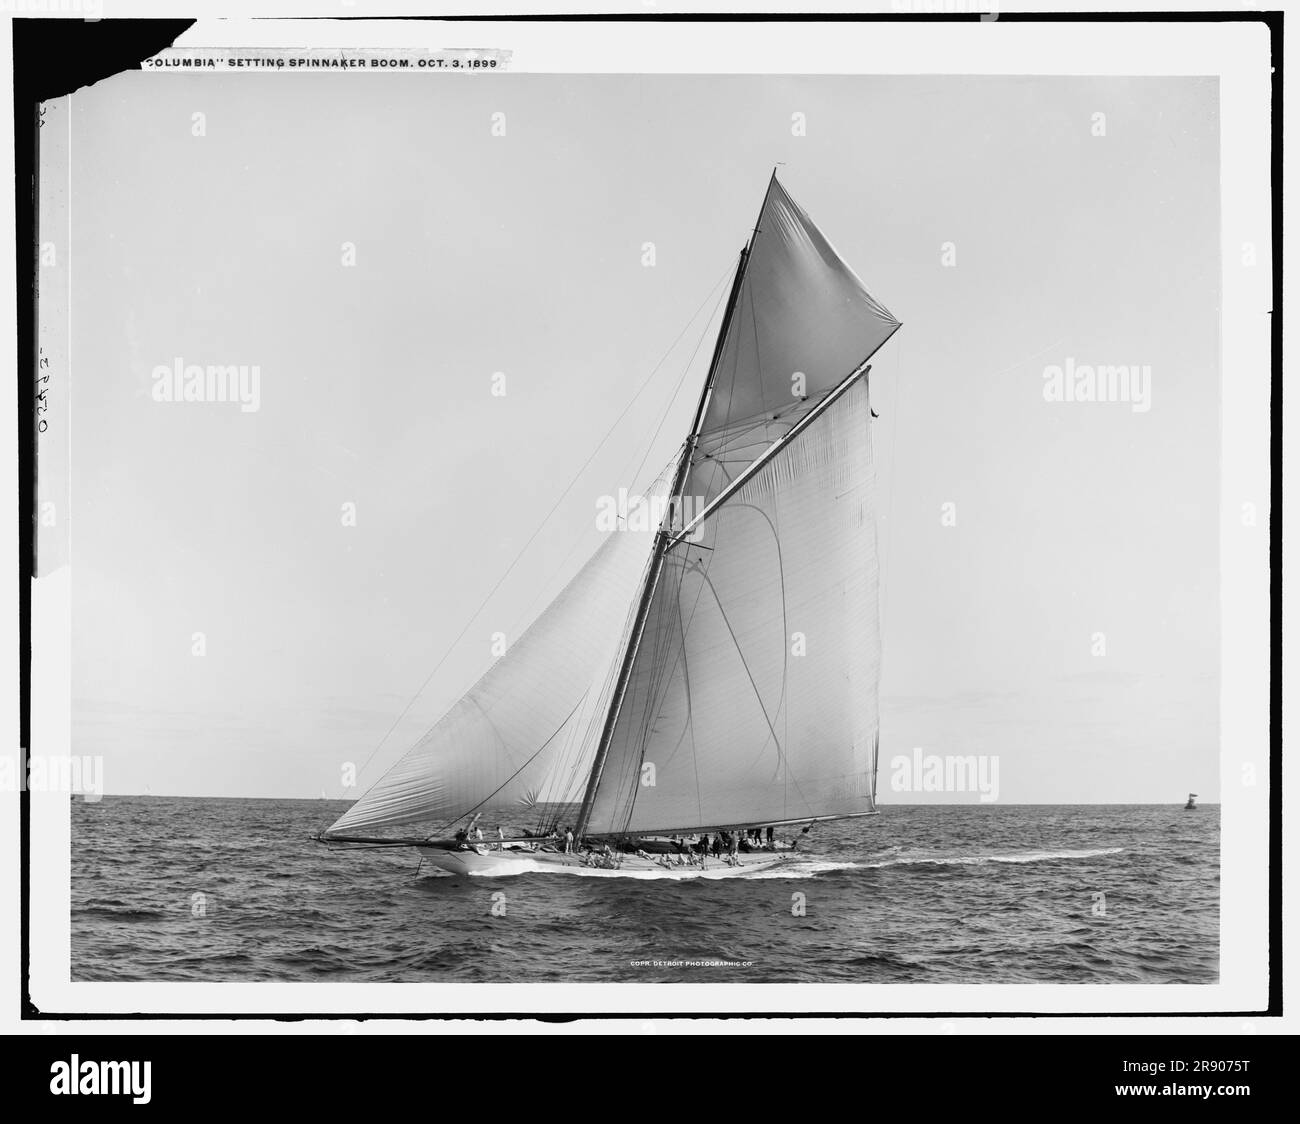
1184;792;1199;810
321;172;901;876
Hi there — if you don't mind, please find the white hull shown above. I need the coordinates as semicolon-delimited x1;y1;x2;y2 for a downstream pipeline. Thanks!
418;845;792;878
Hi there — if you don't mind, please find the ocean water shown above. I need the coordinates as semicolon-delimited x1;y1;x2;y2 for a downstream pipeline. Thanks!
71;798;1218;984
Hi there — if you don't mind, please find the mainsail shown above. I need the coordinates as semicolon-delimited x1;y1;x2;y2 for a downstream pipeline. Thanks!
581;374;882;837
329;171;898;843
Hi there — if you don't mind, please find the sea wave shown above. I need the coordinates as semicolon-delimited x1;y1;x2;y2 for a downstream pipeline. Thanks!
742;846;1125;878
71;798;1217;984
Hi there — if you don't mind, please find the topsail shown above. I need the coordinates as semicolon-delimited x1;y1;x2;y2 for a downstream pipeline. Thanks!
328;172;899;845
685;175;899;509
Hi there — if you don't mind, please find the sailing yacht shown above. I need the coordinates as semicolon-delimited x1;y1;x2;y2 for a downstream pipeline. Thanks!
321;172;901;877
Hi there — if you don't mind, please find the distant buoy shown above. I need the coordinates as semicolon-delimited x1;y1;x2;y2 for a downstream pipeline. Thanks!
1184;792;1199;810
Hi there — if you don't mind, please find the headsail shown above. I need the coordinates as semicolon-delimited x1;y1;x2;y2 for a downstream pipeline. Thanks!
327;484;664;836
581;374;882;837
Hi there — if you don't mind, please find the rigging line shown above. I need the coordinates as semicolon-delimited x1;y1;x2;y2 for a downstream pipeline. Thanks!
759;355;789;820
699;413;828;480
667;473;811;821
616;528;718;833
651;561;706;835
705;427;787;462
572;608;637;809
432;692;589;836
686;559;813;815
503;457;675;664
606;307;726;593
744;284;788;807
704;174;774;448
580;239;755;837
557;607;645;819
670;505;791;799
538;682;602;830
609;567;668;833
668;360;877;550
880;334;902;648
672;582;704;833
705;394;826;456
611;506;741;835
711;402;813;446
351;260;738;783
550;681;599;802
710;437;788;464
601;542;679;834
540;688;597;826
564;337;722;810
616;549;695;836
715;295;744;456
748;281;767;422
623;272;733;502
492;268;731;669
694;502;791;781
586;512;675;831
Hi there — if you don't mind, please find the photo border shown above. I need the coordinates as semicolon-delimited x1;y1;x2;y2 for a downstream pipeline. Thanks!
12;7;1281;1023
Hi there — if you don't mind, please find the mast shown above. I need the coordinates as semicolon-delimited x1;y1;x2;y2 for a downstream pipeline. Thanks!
574;177;774;839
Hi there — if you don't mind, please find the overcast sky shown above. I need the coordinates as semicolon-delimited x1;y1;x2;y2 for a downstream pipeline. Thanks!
61;72;1220;802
